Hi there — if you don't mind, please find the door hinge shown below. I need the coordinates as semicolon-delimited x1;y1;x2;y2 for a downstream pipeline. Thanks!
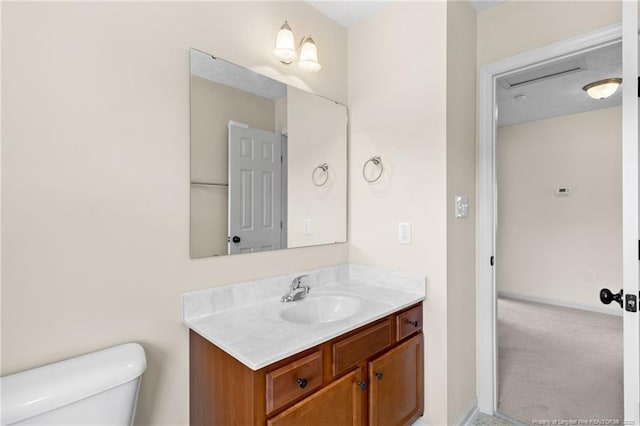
490;256;495;266
280;221;283;229
281;155;283;163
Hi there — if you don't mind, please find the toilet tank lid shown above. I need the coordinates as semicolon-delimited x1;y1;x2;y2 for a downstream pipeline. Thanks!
0;343;146;425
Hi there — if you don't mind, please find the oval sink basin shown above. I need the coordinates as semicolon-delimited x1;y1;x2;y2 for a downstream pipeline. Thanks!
280;296;362;324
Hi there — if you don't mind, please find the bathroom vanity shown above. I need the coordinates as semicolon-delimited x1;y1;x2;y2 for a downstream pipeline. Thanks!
183;264;426;426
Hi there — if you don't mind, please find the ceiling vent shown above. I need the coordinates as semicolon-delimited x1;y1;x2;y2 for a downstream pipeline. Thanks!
498;56;588;90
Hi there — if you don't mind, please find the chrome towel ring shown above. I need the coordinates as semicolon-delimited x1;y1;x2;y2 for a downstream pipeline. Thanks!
312;163;329;186
363;156;383;183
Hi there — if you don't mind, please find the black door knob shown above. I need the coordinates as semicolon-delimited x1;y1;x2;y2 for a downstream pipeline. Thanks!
232;236;241;244
600;288;623;308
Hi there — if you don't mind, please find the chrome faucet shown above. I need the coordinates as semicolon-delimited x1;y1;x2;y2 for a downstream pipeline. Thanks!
281;275;311;302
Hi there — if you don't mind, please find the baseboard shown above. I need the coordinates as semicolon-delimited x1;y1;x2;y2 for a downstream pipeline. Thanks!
454;398;479;426
495;411;528;426
498;291;622;317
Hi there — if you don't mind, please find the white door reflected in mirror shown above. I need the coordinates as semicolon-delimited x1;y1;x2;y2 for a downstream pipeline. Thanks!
189;48;347;258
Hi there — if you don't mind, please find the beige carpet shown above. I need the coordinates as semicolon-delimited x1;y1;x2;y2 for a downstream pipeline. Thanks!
497;297;623;424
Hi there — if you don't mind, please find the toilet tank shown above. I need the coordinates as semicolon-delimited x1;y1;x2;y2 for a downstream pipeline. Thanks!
0;343;146;426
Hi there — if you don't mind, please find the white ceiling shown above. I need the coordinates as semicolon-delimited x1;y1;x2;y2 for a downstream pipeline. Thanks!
497;42;623;127
307;0;503;27
307;1;391;28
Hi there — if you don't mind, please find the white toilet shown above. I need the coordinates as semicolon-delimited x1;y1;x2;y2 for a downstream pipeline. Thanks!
0;343;146;426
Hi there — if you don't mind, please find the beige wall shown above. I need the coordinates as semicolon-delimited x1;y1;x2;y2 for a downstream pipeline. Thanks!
1;2;347;425
190;76;276;258
275;97;287;134
478;1;621;67
446;1;477;421
190;75;276;185
348;2;450;423
497;108;622;313
287;86;347;247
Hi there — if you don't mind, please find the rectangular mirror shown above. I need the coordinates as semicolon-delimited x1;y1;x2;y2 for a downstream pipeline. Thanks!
190;48;347;258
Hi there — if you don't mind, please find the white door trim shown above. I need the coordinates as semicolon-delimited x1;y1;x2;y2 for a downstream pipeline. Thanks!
622;3;639;423
476;23;624;414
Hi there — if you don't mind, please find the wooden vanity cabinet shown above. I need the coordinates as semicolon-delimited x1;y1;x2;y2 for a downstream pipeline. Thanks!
369;334;424;426
190;302;423;426
267;369;365;426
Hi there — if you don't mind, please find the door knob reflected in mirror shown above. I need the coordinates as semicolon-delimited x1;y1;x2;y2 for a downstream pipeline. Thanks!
600;288;623;308
232;236;241;244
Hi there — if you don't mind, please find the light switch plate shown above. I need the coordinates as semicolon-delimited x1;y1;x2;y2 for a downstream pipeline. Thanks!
455;195;469;219
398;222;411;244
303;219;312;235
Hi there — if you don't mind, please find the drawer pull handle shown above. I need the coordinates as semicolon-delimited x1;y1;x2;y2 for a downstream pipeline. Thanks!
407;319;419;328
374;371;383;380
296;378;308;389
357;381;367;390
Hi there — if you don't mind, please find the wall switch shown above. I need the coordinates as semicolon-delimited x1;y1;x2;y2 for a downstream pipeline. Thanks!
398;222;411;244
303;219;312;235
455;195;469;219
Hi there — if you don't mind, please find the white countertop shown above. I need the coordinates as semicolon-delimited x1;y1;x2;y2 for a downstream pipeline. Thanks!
182;264;426;370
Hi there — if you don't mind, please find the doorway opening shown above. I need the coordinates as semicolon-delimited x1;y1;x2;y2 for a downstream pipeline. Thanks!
493;41;624;423
476;19;639;424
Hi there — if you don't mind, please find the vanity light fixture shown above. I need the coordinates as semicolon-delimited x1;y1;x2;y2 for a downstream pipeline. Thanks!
582;78;622;99
273;21;322;72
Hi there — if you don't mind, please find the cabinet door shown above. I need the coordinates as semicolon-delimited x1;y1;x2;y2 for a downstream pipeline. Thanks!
369;333;423;426
267;369;364;426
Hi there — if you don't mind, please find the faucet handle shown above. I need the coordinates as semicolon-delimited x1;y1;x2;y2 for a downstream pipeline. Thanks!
291;274;310;289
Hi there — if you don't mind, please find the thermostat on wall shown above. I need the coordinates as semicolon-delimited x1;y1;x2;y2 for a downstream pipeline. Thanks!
555;187;571;196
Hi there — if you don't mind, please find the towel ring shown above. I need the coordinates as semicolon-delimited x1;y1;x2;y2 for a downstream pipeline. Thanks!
362;156;383;183
312;163;329;186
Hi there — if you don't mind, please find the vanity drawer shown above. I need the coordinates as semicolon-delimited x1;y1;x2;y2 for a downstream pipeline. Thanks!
396;304;423;341
332;319;393;376
266;351;323;415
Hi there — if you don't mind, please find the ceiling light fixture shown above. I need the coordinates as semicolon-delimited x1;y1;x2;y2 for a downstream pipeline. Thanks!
273;21;321;73
582;78;622;99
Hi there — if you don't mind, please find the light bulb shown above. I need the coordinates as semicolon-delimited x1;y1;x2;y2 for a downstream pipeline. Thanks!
297;36;321;72
583;78;622;99
273;21;297;64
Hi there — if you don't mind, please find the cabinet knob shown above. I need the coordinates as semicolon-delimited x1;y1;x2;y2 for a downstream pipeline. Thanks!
356;381;367;390
374;371;383;380
296;378;308;389
407;319;419;328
